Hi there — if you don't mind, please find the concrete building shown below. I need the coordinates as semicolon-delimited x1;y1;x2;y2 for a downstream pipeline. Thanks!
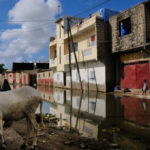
5;70;37;88
109;1;150;89
49;9;118;92
37;70;53;86
5;62;50;88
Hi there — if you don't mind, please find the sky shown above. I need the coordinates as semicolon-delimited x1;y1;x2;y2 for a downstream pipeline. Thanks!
0;0;146;69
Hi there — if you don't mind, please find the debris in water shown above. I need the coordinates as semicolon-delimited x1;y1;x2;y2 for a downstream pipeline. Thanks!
35;113;59;124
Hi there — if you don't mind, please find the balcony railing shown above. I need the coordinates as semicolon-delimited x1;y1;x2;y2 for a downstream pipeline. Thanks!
51;59;55;65
64;45;96;65
50;58;57;68
82;48;92;57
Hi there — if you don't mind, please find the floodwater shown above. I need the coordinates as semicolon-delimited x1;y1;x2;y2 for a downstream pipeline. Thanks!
11;85;150;150
36;86;150;150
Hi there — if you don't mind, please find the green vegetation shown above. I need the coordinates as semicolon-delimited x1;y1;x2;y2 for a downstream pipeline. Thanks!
0;64;7;75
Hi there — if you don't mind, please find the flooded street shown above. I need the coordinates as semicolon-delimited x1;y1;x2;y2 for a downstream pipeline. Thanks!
37;86;150;150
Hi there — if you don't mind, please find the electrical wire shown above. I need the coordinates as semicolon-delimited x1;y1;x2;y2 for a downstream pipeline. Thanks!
0;0;111;34
74;0;111;17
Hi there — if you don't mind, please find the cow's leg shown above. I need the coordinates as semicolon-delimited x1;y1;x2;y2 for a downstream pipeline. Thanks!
21;117;33;149
0;115;6;149
28;114;38;150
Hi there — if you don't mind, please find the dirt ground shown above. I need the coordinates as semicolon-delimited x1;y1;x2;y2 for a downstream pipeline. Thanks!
0;119;111;150
113;89;150;97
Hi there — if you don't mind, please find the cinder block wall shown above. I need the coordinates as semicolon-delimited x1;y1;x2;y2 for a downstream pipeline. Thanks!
109;3;146;53
96;17;116;92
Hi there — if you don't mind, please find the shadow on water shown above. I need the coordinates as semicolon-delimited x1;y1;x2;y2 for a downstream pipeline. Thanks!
36;86;150;150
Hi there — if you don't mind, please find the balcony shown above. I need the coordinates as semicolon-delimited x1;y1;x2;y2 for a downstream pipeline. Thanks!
64;16;96;39
50;58;57;68
50;38;57;46
64;45;97;65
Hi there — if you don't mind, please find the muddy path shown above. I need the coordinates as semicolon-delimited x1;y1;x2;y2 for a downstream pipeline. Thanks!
1;119;110;150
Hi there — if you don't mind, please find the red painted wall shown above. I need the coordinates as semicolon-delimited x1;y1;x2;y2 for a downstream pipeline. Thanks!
37;79;53;85
121;62;150;89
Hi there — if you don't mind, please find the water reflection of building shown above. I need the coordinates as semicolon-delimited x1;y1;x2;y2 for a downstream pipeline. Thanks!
37;86;106;139
121;97;150;126
37;87;150;148
37;86;54;102
50;90;107;139
36;101;50;114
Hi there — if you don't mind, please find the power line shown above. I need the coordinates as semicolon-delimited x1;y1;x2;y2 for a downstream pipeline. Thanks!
74;0;111;17
0;0;110;24
0;0;111;34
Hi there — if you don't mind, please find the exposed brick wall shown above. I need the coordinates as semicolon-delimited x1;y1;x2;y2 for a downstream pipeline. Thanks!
109;3;146;53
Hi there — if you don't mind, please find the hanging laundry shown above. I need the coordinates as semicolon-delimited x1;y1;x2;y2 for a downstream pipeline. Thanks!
120;23;126;36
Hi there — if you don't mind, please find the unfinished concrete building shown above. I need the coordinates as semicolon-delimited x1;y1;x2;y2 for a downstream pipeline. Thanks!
109;1;150;89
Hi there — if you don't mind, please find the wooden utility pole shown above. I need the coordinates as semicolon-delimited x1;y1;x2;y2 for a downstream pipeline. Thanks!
68;18;83;93
67;17;84;130
75;92;83;130
67;17;73;131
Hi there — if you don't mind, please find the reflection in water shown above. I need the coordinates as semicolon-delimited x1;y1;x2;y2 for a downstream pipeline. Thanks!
121;97;150;126
36;101;50;114
37;86;150;150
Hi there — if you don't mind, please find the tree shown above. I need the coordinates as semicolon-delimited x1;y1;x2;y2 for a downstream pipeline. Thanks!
0;64;7;75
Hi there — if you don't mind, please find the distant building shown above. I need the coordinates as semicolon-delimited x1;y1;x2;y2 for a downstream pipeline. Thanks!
37;70;53;86
13;62;49;71
36;62;49;69
5;70;37;88
13;62;34;71
5;61;49;88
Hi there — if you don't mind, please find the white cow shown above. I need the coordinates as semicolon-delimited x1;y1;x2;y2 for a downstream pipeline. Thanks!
0;86;43;149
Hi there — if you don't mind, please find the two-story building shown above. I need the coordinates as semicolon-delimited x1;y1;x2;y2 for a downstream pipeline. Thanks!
109;1;150;89
49;9;118;92
37;70;53;86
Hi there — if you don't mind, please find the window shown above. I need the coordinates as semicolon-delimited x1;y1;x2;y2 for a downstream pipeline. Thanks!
59;46;61;64
57;94;60;101
69;42;78;53
59;24;61;39
87;35;95;47
119;17;131;37
57;74;59;81
90;35;95;46
76;72;79;81
39;74;40;78
43;73;45;77
53;50;56;59
90;71;95;80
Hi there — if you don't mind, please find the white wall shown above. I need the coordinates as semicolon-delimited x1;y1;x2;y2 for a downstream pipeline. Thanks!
66;61;106;90
53;71;64;84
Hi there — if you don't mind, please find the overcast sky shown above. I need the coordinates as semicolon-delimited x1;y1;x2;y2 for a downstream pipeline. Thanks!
0;0;146;69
